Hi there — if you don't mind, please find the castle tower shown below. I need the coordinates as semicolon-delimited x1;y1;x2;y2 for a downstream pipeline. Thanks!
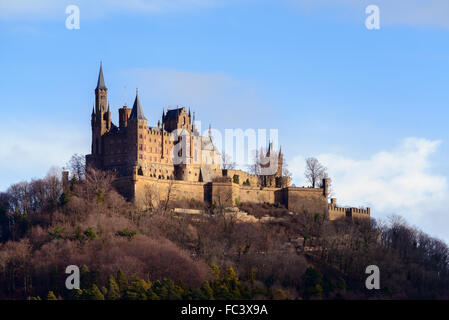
276;147;283;178
128;90;148;166
91;62;110;155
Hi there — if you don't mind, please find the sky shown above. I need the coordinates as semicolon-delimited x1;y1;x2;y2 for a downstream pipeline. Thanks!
1;0;449;242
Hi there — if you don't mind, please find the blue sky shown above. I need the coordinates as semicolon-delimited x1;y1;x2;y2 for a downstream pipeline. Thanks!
1;0;449;241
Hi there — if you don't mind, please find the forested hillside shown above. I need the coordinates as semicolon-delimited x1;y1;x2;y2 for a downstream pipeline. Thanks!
0;167;448;300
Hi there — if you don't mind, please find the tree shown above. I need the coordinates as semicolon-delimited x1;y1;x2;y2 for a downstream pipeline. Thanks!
89;284;105;300
302;267;323;300
117;269;128;293
222;152;237;170
67;154;86;180
304;157;327;188
247;148;263;176
106;275;121;300
46;291;58;300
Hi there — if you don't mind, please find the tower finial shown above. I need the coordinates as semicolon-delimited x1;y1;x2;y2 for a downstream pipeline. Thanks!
96;62;107;90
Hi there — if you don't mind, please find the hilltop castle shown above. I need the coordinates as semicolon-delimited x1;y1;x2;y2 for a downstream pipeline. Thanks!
85;63;370;221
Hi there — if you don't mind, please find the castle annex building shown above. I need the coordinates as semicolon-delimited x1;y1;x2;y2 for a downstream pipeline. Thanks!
85;64;370;221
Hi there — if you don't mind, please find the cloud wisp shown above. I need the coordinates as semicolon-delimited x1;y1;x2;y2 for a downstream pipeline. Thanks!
290;137;449;241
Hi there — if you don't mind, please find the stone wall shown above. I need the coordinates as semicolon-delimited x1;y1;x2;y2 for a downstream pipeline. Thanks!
285;187;328;216
328;202;370;221
112;175;369;222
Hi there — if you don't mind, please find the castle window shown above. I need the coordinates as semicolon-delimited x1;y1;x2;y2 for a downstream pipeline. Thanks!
139;145;143;151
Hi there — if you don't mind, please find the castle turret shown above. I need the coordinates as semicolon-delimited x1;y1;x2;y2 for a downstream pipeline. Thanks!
92;62;110;156
119;105;131;128
128;90;148;166
276;147;283;178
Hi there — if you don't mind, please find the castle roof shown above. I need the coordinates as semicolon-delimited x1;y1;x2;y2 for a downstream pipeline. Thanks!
96;62;107;90
129;90;147;120
165;107;185;121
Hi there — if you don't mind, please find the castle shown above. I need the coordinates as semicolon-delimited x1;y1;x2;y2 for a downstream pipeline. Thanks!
85;63;370;221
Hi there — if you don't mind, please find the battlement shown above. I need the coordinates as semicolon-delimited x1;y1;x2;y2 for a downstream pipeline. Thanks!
328;198;370;221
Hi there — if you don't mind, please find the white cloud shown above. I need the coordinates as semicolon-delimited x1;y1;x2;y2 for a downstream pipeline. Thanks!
0;120;88;191
290;137;449;242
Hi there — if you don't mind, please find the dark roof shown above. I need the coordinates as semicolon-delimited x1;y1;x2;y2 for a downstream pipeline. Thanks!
165;107;184;121
96;62;107;90
129;92;147;120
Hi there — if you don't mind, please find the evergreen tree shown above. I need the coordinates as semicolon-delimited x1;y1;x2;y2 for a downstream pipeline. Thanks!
125;275;149;300
80;264;91;289
90;284;105;300
302;267;323;300
116;269;128;293
106;275;121;300
46;291;57;300
200;281;214;300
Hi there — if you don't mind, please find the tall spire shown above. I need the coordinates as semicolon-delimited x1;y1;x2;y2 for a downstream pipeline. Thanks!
129;89;146;120
96;61;107;90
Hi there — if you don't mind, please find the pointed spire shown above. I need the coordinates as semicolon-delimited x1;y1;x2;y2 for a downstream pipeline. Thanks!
266;141;273;157
129;88;146;120
107;103;110;112
208;124;212;137
92;103;95;115
96;61;107;90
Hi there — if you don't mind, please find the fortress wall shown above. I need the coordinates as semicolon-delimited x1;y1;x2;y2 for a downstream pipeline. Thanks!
115;176;343;221
238;185;278;204
348;207;370;220
285;187;327;216
328;205;347;220
211;182;235;207
134;176;206;207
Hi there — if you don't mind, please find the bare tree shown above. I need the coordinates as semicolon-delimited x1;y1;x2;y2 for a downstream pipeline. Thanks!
67;154;86;179
282;161;292;179
222;152;237;170
304;157;327;188
247;148;263;175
